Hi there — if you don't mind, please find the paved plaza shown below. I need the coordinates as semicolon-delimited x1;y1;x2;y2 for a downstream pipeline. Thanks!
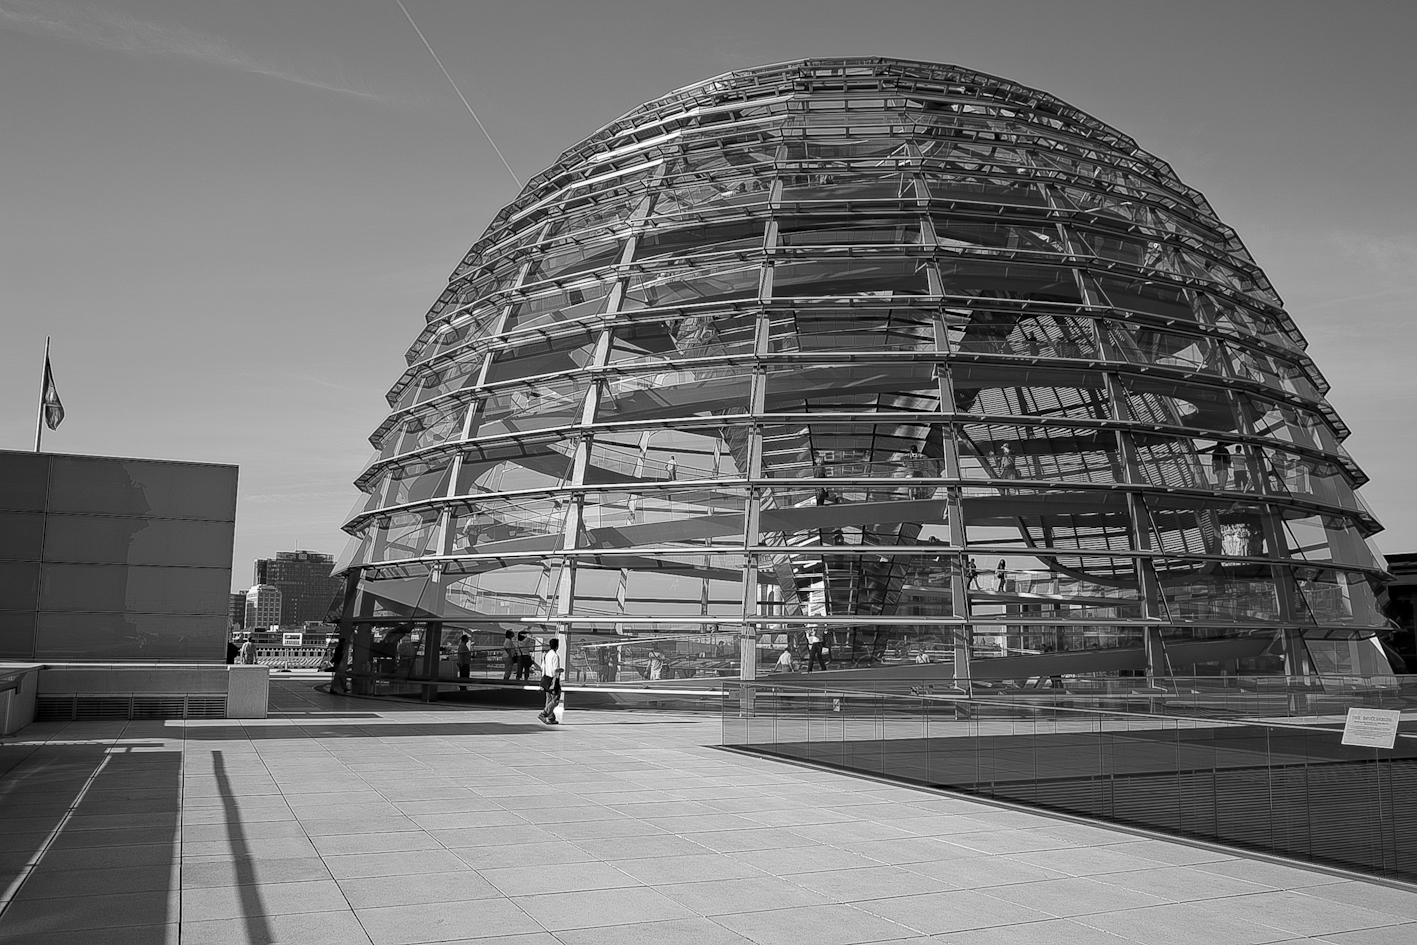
1;680;1415;945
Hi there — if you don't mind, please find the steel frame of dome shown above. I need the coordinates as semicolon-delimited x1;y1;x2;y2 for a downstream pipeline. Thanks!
336;57;1391;685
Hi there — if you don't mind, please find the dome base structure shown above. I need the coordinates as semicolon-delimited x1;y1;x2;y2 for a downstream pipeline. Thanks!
335;58;1393;691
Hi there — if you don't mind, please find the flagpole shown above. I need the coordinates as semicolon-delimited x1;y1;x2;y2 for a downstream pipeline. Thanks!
35;336;50;453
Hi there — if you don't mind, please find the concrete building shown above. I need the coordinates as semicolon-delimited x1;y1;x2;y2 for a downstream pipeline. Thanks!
243;584;282;632
228;591;246;631
0;449;237;661
253;550;341;625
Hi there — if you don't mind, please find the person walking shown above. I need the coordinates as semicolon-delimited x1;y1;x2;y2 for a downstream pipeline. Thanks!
238;634;257;665
502;630;518;680
396;630;417;679
537;638;564;725
456;634;471;690
328;636;348;694
806;629;827;672
516;631;535;680
1210;442;1232;488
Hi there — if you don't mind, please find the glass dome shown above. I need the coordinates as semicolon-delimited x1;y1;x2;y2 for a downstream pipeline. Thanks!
338;57;1390;683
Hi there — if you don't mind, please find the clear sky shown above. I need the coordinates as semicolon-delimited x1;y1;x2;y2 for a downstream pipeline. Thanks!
2;0;1413;592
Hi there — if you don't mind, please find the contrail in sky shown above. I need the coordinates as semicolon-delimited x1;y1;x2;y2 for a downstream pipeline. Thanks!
392;0;521;187
0;0;387;101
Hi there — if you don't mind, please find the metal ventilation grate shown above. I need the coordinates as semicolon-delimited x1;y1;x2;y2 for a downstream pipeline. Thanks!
34;693;230;721
74;696;134;720
131;696;187;720
36;694;76;721
185;696;227;719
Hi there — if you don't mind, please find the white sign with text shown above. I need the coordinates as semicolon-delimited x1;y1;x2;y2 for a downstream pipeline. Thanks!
1340;708;1400;749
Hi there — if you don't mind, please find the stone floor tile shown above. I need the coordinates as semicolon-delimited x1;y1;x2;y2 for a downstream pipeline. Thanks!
181;836;319;860
180;878;349;921
572;833;714;861
1196;858;1348;889
1322;923;1417;944
1095;863;1284;902
337;871;501;909
657;875;836;915
713;901;922;945
18;863;177;899
406;809;525;830
613;852;767;885
311;830;444;856
354;898;542;945
513;885;697;932
926;916;1137;944
938;828;1080;856
1298;882;1417;921
181;854;333;888
1090;837;1230;867
978;875;1171;917
182;908;371;945
855;889;1054;935
555;916;758;945
831;837;960;866
688;828;822;855
1076;901;1301;945
322;849;470;880
182;820;310;843
731;845;884;876
538;818;660;841
0;889;179;936
1004;844;1177;878
297;815;420;836
449;839;599;870
480;860;639;896
789;864;958;902
1198;889;1412;938
37;842;177;872
6;923;180;945
639;813;765;833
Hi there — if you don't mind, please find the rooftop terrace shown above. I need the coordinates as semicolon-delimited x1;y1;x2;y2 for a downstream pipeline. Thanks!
1;679;1414;944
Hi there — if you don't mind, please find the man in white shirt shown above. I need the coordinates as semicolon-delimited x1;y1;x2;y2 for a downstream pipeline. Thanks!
538;638;564;725
805;628;827;672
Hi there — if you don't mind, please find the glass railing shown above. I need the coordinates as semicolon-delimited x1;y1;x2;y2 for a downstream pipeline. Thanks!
722;681;1417;882
745;674;1417;723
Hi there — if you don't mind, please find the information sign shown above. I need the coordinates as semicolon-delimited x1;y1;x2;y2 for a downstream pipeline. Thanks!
1340;708;1400;749
282;632;303;647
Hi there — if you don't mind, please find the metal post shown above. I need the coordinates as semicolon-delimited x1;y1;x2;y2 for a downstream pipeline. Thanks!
420;620;443;702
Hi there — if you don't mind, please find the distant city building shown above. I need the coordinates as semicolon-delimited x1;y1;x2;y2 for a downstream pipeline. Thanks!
252;550;341;625
244;584;282;631
228;592;247;631
1381;553;1417;673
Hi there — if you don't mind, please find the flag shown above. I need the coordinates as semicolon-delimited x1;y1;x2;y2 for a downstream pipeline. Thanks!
41;355;64;431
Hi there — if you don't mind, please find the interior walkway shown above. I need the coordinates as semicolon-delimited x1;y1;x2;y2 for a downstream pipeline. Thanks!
0;679;1414;945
